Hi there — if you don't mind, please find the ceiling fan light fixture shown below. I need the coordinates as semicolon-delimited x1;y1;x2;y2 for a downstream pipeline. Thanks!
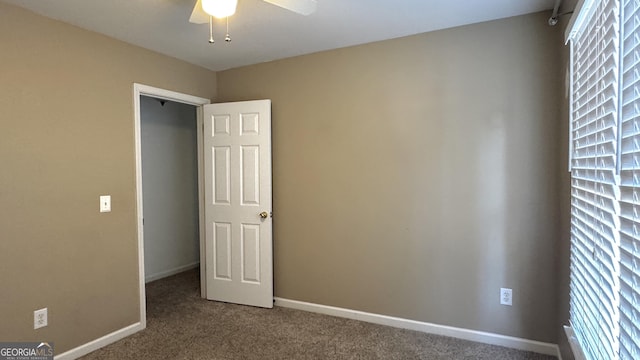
202;0;238;19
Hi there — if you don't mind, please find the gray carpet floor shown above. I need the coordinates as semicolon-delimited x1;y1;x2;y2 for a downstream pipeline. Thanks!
80;269;557;360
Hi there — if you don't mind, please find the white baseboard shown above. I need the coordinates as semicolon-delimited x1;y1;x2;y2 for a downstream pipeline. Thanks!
275;297;561;358
54;322;144;360
145;261;199;283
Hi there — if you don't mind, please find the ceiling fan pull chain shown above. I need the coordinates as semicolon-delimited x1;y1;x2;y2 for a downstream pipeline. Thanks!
209;16;215;44
225;17;232;43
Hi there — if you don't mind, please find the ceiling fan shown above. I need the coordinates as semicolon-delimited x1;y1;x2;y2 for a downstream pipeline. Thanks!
189;0;317;43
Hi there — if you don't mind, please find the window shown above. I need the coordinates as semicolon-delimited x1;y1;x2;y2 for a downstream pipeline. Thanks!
567;0;640;359
618;0;640;356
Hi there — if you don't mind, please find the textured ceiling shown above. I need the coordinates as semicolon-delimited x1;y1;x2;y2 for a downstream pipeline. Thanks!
1;0;557;71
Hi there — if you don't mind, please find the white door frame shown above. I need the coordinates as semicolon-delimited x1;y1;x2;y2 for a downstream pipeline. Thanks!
133;83;211;328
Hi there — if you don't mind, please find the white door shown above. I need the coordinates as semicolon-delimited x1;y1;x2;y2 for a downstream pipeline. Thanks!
203;100;273;308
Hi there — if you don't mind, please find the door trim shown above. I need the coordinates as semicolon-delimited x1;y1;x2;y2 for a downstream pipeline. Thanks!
133;83;211;328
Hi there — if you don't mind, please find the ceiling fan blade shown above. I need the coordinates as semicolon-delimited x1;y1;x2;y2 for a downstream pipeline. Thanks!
263;0;317;15
189;0;210;24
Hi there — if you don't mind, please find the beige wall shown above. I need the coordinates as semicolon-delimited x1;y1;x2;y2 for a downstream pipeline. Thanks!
0;2;216;353
218;12;562;342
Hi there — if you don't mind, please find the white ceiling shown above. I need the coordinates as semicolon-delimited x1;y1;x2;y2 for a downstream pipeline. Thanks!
2;0;557;71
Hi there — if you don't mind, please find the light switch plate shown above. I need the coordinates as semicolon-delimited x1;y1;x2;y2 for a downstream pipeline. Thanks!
100;195;111;213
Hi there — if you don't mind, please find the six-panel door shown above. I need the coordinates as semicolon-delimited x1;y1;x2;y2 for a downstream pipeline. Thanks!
203;100;273;308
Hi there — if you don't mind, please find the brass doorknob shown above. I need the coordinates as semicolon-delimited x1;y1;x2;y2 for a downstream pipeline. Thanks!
259;211;269;219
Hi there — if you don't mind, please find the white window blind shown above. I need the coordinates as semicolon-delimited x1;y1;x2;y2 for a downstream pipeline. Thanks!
568;0;640;358
569;0;621;359
619;0;640;358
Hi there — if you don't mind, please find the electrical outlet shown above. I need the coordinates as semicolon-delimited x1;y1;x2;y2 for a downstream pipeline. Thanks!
34;308;47;329
500;288;512;306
